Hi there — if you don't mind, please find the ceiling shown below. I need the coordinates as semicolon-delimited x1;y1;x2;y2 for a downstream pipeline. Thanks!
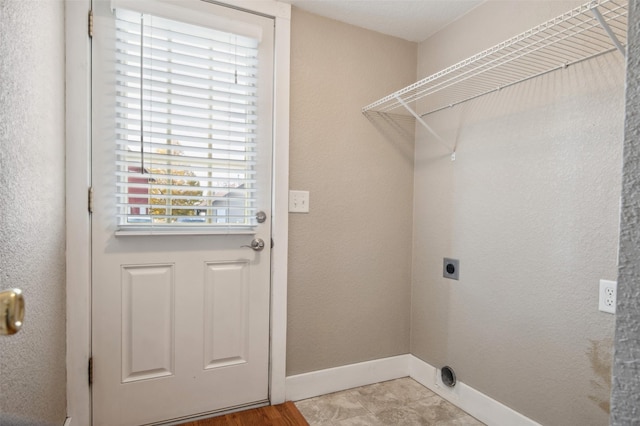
279;0;484;43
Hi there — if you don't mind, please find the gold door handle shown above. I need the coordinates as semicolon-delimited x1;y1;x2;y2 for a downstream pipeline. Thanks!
1;288;25;336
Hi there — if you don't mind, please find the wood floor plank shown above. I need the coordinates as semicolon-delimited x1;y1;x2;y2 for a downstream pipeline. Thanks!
275;402;309;426
194;416;228;426
179;402;309;426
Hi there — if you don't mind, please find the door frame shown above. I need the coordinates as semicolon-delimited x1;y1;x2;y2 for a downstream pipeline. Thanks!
65;1;291;424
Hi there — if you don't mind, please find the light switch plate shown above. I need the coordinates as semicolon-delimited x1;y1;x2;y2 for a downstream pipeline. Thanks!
289;190;309;213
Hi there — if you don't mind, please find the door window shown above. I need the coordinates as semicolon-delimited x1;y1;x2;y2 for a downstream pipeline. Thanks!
114;8;263;230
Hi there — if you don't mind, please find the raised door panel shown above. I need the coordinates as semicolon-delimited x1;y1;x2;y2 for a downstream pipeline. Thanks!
121;264;174;382
204;261;250;369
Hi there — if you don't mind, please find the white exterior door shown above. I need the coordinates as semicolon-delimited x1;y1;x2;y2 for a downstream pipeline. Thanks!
90;1;275;424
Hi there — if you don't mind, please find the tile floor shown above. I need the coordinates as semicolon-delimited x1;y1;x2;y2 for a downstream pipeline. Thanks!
294;378;486;426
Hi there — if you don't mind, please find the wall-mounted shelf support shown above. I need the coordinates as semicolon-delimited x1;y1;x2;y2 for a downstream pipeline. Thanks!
363;0;628;153
393;94;454;159
592;6;626;57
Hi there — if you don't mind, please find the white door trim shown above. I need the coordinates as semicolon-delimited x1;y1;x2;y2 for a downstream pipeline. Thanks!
65;0;92;424
64;1;290;423
269;2;291;405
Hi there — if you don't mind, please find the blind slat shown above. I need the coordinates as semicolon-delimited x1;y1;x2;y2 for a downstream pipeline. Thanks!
115;61;258;101
116;157;255;171
115;165;256;176
116;47;257;88
116;115;257;138
117;192;255;200
115;35;259;70
116;105;256;128
116;152;256;167
117;182;257;193
115;86;257;118
115;129;255;147
118;141;256;158
115;12;259;50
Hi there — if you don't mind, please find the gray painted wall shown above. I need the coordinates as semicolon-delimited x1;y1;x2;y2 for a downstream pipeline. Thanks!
411;1;624;425
0;0;67;424
612;0;640;423
287;8;416;375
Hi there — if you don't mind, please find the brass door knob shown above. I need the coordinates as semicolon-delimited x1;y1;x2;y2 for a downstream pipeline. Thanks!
1;288;25;336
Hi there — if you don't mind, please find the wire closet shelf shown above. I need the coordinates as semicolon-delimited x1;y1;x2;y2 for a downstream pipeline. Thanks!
362;0;628;121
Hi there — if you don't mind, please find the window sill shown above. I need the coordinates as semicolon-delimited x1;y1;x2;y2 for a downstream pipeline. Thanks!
115;226;257;237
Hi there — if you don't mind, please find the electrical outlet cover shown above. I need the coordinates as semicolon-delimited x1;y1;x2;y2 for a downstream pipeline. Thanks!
599;279;617;314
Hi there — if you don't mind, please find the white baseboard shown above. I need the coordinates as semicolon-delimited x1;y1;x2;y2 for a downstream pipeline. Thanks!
409;355;541;426
63;418;72;426
284;354;540;426
285;354;410;401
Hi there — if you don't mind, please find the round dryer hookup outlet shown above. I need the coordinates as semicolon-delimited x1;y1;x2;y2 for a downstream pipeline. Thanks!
443;258;459;280
441;366;457;388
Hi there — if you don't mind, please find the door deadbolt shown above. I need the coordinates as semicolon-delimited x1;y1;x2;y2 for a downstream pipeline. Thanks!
256;211;267;223
241;238;265;251
1;288;25;336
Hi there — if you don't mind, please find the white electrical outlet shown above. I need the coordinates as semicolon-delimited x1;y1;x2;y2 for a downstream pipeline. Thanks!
599;279;617;314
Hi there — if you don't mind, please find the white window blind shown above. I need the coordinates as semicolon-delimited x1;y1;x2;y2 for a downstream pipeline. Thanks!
114;8;260;229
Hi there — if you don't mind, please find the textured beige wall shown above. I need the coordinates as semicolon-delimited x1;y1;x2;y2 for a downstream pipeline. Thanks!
287;8;416;375
612;0;640;423
411;1;624;425
0;0;67;424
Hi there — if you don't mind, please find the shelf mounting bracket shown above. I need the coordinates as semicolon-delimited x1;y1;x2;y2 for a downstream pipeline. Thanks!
393;94;455;160
592;6;626;57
